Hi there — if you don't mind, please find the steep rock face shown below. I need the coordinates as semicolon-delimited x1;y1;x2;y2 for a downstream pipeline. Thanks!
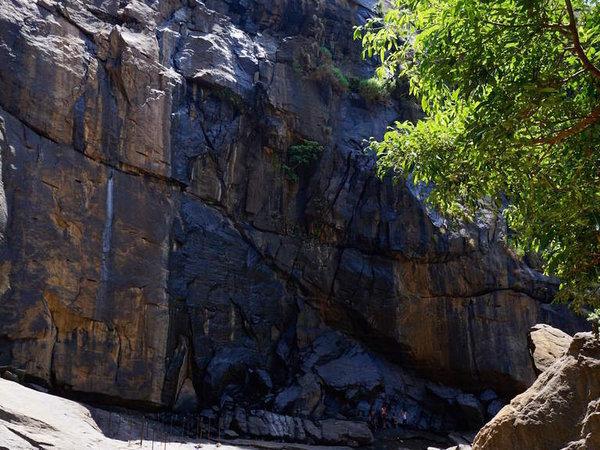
473;332;600;450
0;0;586;438
0;110;177;404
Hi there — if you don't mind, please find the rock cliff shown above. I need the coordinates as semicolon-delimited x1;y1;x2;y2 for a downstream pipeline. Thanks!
0;0;586;444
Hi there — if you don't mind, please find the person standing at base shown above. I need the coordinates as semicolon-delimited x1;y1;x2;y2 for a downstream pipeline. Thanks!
401;409;408;425
380;404;388;429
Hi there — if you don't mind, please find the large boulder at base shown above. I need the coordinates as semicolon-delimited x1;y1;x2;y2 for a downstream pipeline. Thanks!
0;377;258;449
473;332;600;450
528;324;573;374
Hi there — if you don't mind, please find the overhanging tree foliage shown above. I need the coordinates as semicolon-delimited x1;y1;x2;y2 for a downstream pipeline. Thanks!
356;0;600;309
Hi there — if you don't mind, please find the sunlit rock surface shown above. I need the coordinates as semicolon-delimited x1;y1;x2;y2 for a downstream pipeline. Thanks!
0;0;587;444
473;332;600;450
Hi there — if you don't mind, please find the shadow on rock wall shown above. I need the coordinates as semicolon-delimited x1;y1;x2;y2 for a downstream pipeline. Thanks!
0;0;588;444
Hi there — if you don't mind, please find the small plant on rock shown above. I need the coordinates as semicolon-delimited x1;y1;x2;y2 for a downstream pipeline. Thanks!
319;46;333;61
310;46;350;92
282;140;324;182
587;309;600;339
210;86;244;112
330;67;350;91
357;77;391;103
349;75;396;103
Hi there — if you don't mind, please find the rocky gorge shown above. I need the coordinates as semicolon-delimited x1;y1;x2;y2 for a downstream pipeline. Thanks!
0;0;591;447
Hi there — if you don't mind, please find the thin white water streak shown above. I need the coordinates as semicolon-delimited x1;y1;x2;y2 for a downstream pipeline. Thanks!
97;169;115;317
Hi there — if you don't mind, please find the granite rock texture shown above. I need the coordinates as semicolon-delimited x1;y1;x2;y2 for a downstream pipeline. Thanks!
0;0;587;444
473;332;600;450
528;323;572;375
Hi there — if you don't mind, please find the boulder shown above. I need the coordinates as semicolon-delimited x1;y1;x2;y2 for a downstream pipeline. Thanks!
314;349;382;394
473;332;600;449
528;323;572;374
320;419;374;446
227;407;373;447
478;389;497;403
426;384;485;428
0;370;18;382
274;373;322;416
486;400;504;418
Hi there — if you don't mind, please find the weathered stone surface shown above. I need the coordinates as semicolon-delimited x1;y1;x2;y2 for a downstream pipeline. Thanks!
320;419;373;446
228;408;373;447
0;0;589;445
473;332;600;450
0;377;238;450
528;323;572;375
0;107;177;405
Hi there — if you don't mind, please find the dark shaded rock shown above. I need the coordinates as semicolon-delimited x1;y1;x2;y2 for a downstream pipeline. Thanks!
174;378;198;413
478;389;497;403
274;372;322;417
224;429;239;438
25;383;49;394
232;407;248;434
314;349;382;394
455;394;484;428
320;419;373;446
228;407;372;447
1;370;18;382
486;400;504;418
303;418;322;441
251;369;274;392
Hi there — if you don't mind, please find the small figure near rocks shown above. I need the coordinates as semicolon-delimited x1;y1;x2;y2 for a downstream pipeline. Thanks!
401;409;408;425
380;404;388;429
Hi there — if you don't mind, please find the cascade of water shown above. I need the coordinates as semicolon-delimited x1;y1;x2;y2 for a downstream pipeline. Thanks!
96;168;114;319
0;132;9;244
